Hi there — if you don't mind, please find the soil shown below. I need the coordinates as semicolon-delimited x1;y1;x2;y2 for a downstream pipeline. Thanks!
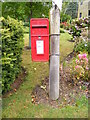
68;40;75;42
24;46;31;50
3;67;27;98
31;73;89;108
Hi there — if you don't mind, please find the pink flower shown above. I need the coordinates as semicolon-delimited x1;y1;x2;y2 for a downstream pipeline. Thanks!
82;53;87;58
78;54;82;59
86;66;89;70
75;65;79;69
80;60;83;64
76;59;79;63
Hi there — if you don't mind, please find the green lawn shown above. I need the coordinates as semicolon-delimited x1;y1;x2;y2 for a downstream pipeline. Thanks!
60;32;74;61
2;29;88;118
24;33;29;47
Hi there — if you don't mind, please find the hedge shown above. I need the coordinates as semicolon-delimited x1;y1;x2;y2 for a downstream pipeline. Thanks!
0;16;24;93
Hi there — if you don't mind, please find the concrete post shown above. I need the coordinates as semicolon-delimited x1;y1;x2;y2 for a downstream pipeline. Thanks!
49;5;60;100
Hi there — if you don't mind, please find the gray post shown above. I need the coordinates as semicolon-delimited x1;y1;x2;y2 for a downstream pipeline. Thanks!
49;5;60;100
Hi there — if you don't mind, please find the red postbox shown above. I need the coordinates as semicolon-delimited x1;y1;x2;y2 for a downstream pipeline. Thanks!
30;18;49;62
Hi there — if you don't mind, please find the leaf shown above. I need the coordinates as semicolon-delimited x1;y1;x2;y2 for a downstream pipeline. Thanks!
40;85;46;90
14;89;17;92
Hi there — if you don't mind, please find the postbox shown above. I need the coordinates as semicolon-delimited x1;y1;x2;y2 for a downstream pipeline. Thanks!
30;18;49;62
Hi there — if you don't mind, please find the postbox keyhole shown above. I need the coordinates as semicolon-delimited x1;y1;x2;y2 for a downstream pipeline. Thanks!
38;36;41;39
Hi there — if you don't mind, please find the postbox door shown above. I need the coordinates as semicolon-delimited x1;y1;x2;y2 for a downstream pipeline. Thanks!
30;18;49;62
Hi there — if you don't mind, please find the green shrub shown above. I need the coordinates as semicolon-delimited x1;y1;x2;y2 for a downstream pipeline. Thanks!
1;16;24;93
60;12;71;22
70;25;81;37
74;18;89;28
81;23;88;28
74;41;89;53
75;19;84;26
60;22;70;30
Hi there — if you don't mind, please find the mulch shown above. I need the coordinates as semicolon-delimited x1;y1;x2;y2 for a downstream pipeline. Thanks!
31;70;89;108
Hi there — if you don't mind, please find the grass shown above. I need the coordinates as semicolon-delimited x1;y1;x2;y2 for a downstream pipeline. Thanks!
2;28;88;118
24;33;29;47
23;26;29;34
60;32;74;61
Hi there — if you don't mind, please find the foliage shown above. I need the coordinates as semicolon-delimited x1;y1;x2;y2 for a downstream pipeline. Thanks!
61;1;69;13
74;41;89;53
60;22;70;30
72;18;89;28
62;17;89;38
2;3;25;20
61;1;78;19
70;53;88;81
65;2;78;19
60;21;81;38
70;25;81;37
2;2;52;21
60;12;71;22
1;16;24;93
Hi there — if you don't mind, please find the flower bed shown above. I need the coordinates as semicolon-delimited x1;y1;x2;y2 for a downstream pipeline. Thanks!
60;22;70;30
70;53;88;82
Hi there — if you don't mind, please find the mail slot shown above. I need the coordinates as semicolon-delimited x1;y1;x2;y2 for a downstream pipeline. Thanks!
30;18;49;62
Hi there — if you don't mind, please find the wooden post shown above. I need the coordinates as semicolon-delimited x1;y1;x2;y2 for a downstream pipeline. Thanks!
49;5;60;100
